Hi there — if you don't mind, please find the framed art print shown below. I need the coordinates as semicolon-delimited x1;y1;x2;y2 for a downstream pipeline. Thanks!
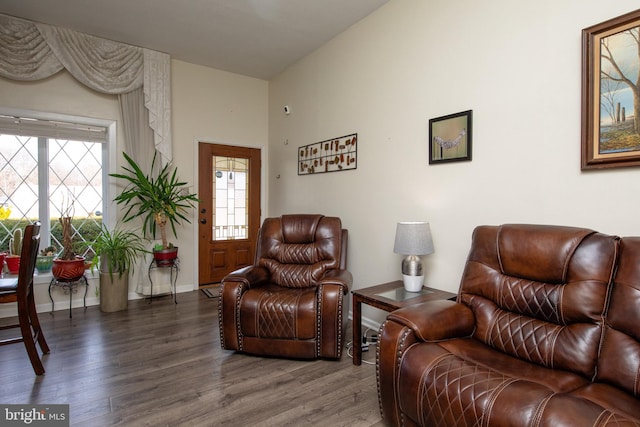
429;110;472;164
582;9;640;170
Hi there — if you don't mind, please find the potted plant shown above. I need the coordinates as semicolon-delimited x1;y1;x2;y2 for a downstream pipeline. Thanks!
52;197;86;280
0;205;11;273
36;245;57;273
91;224;146;312
111;152;199;266
5;228;22;274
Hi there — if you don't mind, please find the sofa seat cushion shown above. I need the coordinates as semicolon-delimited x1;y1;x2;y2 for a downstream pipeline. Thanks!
436;338;591;391
568;383;640;422
397;339;590;426
240;284;316;339
537;393;640;426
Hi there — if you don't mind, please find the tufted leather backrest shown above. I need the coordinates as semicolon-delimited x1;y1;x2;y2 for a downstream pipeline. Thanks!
596;237;640;396
459;224;619;379
256;214;343;288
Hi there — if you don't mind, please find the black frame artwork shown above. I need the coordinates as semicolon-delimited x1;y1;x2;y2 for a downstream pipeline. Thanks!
429;110;472;164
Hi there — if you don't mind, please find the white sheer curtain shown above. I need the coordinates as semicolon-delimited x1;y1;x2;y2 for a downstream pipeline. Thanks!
0;13;172;164
143;49;172;163
119;87;156;174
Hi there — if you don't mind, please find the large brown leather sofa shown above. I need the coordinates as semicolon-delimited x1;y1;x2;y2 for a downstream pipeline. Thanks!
377;224;640;426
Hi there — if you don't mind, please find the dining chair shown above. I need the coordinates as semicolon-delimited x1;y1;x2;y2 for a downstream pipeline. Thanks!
0;222;50;375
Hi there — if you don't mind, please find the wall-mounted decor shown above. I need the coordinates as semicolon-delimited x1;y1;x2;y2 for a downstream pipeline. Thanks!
298;133;357;175
429;110;472;164
582;9;640;170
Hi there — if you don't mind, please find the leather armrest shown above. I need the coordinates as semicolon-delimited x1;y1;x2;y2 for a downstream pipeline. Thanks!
387;300;475;341
222;265;270;287
219;266;268;351
318;269;353;293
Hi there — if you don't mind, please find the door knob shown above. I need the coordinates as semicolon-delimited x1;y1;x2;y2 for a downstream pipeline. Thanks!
200;218;207;224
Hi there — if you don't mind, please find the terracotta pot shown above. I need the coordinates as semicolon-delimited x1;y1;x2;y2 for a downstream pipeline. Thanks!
6;255;20;274
153;247;178;266
52;256;86;281
0;252;6;273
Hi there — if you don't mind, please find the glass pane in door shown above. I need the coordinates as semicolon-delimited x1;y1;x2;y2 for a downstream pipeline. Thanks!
212;156;248;240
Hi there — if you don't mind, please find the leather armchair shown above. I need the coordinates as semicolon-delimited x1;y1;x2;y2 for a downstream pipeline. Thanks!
219;214;352;359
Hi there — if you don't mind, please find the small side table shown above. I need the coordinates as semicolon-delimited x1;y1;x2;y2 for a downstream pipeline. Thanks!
147;257;179;304
49;275;89;318
351;280;456;365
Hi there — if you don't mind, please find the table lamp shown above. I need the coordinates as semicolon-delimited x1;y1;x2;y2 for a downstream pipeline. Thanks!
393;221;435;292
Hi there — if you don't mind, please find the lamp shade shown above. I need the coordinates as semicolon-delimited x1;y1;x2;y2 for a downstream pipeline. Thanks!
393;222;434;255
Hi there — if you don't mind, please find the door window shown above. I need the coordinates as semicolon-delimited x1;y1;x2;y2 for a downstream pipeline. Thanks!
213;156;248;240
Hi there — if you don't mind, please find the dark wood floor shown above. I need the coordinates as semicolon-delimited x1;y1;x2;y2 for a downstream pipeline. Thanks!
0;290;383;426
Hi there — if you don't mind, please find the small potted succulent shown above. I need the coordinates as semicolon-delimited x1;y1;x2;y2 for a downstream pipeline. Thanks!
36;245;57;273
0;205;10;273
5;228;22;274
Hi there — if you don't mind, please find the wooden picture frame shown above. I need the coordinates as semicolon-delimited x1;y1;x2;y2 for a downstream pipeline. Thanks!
582;9;640;170
429;110;472;164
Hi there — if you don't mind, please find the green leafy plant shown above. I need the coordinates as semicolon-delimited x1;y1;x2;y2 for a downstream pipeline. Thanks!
91;224;147;280
110;152;199;250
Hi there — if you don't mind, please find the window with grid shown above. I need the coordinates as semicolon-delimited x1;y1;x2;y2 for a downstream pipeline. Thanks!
0;113;108;260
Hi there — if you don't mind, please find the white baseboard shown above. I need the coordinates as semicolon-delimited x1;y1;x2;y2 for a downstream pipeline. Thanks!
347;310;382;333
0;283;195;318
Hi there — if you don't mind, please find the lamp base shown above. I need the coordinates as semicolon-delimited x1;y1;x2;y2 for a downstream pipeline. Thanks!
402;274;424;292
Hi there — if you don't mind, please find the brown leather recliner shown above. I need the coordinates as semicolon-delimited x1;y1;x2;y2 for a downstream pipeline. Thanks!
219;214;352;359
378;224;640;426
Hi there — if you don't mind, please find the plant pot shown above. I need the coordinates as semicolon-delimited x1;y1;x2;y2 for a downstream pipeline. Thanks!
52;256;86;281
36;255;55;273
0;252;6;273
100;270;129;312
6;255;20;274
153;247;178;266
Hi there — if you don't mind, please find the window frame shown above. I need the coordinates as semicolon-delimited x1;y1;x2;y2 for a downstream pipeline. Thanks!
0;107;117;281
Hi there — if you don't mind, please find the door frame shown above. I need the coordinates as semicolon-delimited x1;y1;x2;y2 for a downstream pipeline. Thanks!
191;138;267;290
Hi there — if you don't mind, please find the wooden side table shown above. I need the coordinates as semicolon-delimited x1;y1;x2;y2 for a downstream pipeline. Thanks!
351;280;456;365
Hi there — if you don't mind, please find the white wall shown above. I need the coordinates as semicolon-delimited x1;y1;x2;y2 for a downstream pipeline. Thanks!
171;60;268;291
268;0;640;324
0;59;268;316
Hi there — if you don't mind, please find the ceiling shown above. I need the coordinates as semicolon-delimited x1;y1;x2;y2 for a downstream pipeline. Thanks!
0;0;389;80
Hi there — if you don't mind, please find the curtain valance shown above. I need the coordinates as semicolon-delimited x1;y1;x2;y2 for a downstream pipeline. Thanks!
0;14;171;163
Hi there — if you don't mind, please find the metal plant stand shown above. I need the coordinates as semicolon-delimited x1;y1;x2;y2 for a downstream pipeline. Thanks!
147;257;179;304
49;275;88;318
